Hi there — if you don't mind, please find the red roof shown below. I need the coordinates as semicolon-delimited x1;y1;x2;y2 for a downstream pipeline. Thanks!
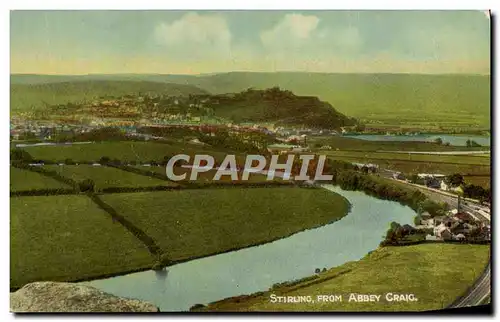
454;212;475;222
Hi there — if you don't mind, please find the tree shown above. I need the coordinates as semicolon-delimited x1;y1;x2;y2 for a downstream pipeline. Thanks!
64;158;75;165
409;173;419;184
99;156;111;164
78;179;95;193
446;173;464;187
434;137;443;145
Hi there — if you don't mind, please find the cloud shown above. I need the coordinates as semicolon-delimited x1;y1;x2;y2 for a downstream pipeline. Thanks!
260;14;319;51
154;13;232;59
260;14;363;60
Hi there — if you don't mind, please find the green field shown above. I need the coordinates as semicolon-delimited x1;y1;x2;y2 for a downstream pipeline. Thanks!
10;195;153;289
10;167;71;191
198;244;490;312
464;175;491;188
20;141;235;164
134;165;283;183
325;152;490;177
46;165;174;190
324;150;490;165
309;136;489;152
101;188;349;262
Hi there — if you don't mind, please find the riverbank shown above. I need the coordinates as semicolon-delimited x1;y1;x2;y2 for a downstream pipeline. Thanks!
193;243;490;312
84;186;418;311
11;187;350;291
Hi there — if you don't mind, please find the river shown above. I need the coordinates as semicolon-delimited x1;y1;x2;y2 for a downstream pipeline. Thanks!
83;185;417;312
343;134;490;147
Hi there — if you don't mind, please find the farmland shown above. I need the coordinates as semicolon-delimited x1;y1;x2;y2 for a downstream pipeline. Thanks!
10;166;71;191
323;150;490;165
10;195;154;290
19;141;242;164
132;165;284;183
45;165;175;190
20;141;220;163
197;243;490;312
100;188;350;262
308;135;489;152
324;150;490;179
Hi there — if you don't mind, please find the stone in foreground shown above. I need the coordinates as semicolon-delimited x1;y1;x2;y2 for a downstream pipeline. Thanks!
10;281;159;312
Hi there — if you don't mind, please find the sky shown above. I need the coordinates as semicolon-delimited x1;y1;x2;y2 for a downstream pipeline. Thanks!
10;10;491;75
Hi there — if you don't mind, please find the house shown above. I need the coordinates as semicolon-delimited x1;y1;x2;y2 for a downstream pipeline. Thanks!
440;180;450;191
393;172;406;180
435;223;453;240
426;234;438;241
454;212;476;224
451;222;475;235
420;218;435;227
420;212;432;220
433;215;457;227
424;177;441;189
440;181;464;194
401;224;417;235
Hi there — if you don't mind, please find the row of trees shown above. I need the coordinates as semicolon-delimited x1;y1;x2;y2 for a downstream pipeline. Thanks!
324;168;449;217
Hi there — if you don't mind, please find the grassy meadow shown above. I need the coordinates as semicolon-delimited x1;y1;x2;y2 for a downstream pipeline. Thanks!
309;136;489;152
198;243;490;312
10;166;71;191
45;165;175;190
20;141;246;164
10;195;154;290
324;151;490;178
325;150;490;165
100;188;350;262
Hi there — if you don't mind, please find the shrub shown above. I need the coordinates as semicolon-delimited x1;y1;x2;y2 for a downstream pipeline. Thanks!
99;156;111;164
78;179;95;193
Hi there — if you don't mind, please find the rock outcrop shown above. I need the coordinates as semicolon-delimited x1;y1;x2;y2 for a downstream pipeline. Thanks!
10;282;159;312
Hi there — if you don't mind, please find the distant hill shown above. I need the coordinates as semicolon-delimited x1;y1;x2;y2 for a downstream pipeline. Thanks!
11;72;490;129
10;80;208;112
201;87;356;129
